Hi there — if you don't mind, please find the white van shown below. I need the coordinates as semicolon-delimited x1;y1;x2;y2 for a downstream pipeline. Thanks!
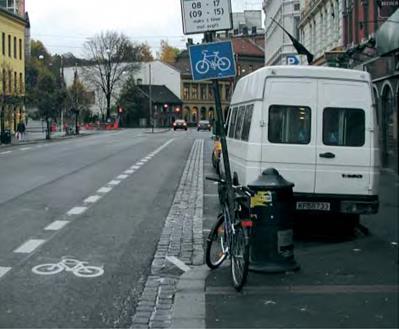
221;65;380;216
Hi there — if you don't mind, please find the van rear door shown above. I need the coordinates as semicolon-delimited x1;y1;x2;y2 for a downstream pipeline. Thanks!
261;78;317;193
315;80;372;195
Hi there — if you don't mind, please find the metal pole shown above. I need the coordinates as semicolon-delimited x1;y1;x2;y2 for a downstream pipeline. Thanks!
149;63;153;133
205;32;235;214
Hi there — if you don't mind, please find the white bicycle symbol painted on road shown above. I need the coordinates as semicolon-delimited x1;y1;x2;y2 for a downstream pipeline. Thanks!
32;258;104;278
195;50;231;74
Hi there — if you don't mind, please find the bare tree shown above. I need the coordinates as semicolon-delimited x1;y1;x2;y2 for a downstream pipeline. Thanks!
81;31;139;121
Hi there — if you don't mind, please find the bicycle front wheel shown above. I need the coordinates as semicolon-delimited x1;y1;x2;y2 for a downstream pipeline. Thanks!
206;214;227;269
231;225;249;291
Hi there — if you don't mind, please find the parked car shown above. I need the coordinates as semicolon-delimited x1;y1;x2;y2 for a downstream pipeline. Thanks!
173;119;187;131
219;65;379;224
197;120;211;131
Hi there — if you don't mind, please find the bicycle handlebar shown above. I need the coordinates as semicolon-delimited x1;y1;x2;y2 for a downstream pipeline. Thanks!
205;177;255;197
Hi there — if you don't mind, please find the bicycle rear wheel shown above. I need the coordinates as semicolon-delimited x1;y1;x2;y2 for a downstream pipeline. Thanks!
206;214;227;269
231;225;249;291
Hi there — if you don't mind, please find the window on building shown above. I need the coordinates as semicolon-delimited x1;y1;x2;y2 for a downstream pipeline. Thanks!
200;84;207;100
268;105;311;144
323;108;365;146
293;16;300;40
225;84;231;100
191;84;198;100
183;83;189;100
2;33;5;55
8;35;11;57
8;70;11;93
208;85;213;99
19;72;23;94
2;69;6;93
14;71;17;92
13;36;16;58
19;38;22;60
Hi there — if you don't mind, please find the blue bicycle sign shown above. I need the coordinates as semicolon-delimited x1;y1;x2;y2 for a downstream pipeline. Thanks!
189;41;236;81
195;50;231;74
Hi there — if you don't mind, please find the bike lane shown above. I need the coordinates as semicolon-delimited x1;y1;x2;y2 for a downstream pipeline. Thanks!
0;136;194;328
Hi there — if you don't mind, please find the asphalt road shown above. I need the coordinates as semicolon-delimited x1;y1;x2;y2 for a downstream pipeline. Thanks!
0;129;204;328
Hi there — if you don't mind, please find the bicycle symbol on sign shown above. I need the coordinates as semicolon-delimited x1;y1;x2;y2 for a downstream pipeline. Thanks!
195;50;232;74
32;257;104;278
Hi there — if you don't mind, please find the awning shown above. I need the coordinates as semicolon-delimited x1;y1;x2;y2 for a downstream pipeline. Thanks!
377;9;399;56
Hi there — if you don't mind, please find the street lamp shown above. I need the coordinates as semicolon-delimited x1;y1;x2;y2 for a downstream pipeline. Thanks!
105;48;111;122
149;63;153;133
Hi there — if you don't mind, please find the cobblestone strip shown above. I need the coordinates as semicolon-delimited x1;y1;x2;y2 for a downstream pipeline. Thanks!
131;140;204;329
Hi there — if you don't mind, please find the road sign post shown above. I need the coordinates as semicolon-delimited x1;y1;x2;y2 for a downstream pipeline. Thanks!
181;1;236;216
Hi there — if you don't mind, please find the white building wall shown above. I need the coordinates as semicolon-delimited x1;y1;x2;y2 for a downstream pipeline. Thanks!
263;0;301;65
137;61;181;99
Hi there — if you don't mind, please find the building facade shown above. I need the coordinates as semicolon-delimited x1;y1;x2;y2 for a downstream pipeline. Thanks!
0;7;25;141
298;0;344;65
263;0;301;65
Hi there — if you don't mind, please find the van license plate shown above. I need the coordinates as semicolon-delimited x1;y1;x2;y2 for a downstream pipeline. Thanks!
296;202;330;211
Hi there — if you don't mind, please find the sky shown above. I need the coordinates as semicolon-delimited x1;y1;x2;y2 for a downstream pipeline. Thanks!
26;0;264;57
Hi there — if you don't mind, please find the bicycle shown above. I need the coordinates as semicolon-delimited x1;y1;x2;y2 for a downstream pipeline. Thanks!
195;50;231;74
205;176;254;291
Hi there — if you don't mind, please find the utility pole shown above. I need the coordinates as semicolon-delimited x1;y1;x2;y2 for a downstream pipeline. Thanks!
149;63;153;133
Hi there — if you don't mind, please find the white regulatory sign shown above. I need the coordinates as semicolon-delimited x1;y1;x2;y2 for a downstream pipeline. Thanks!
181;0;232;35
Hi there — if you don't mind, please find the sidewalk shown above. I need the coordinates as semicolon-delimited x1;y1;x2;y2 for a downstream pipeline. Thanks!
0;130;97;148
170;145;399;328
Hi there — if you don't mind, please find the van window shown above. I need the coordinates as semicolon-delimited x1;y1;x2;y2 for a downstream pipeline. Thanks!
228;107;238;138
241;104;254;141
234;106;245;139
323;108;365;147
268;105;311;144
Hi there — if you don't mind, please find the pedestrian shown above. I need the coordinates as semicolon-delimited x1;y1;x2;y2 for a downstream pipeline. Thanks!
16;121;26;141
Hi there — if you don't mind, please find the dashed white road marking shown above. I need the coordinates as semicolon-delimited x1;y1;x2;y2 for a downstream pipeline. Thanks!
131;166;140;170
108;180;121;186
45;220;70;231
14;239;46;254
0;267;11;278
0;151;12;155
136;162;144;166
124;170;135;174
165;256;191;273
84;195;102;203
97;187;112;194
67;207;87;216
141;159;148;163
117;175;129;180
20;147;32;151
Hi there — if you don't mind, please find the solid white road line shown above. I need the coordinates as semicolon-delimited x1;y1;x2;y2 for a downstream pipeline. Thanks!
97;187;112;194
67;207;87;216
44;220;70;231
14;239;46;253
108;180;121;186
84;195;102;203
165;256;191;273
0;267;11;279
